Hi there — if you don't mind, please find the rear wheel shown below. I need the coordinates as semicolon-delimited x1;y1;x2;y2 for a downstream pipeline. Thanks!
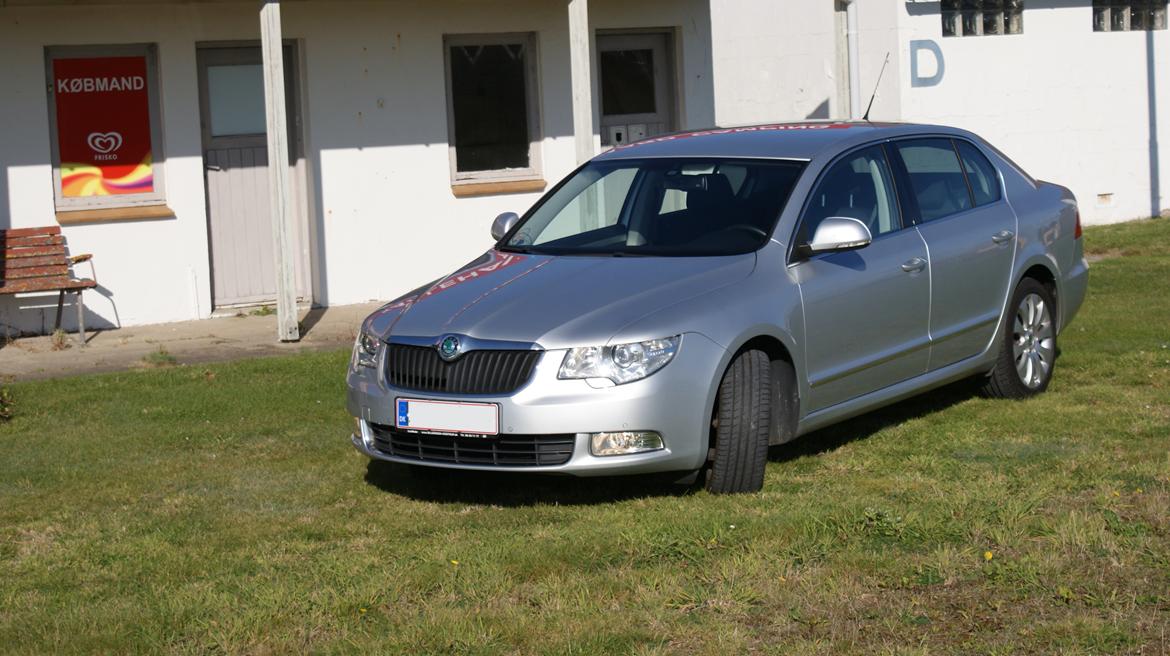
982;278;1057;398
705;350;772;494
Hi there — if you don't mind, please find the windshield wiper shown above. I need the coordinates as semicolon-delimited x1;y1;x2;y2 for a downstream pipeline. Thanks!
497;245;535;254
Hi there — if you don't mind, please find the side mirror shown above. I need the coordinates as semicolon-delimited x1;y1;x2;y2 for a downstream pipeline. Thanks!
490;212;520;241
803;217;872;255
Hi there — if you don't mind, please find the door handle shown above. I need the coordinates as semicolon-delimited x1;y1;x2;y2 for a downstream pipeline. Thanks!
205;164;222;172
900;257;927;273
992;229;1015;244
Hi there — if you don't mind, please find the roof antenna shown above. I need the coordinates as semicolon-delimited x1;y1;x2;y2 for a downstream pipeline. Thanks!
861;52;890;122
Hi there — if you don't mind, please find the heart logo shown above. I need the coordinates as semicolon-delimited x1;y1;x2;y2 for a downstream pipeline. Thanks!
87;132;123;155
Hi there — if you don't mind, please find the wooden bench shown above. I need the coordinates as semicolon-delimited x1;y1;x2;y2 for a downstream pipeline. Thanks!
1;226;97;345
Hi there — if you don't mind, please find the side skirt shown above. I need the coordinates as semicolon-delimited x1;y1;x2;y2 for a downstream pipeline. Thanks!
795;353;995;437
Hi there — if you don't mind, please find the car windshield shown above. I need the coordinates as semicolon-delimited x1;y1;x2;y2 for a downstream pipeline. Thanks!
501;158;806;256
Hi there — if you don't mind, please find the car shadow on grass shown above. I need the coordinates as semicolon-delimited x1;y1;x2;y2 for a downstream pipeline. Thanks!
364;461;699;507
364;377;984;505
768;377;982;463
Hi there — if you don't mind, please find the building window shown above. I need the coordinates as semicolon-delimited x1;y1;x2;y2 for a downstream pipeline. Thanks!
45;44;166;211
1093;0;1168;31
942;0;1024;37
444;33;542;184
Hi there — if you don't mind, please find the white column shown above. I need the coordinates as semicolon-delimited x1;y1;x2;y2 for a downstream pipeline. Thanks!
260;0;299;342
568;0;596;164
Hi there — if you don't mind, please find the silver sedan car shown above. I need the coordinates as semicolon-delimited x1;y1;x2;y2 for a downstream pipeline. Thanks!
348;122;1089;493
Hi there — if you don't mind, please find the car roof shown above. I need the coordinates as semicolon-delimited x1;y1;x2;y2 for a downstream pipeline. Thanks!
592;121;960;162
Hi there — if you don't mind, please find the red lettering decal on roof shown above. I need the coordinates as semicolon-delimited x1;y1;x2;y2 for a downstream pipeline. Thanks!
608;122;854;151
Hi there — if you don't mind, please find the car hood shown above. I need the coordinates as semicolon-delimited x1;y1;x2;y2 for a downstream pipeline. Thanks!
365;250;756;348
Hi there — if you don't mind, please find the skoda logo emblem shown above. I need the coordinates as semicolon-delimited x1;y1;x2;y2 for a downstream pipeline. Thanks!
438;335;462;361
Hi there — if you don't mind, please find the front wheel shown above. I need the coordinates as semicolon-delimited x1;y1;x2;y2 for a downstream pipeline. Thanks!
982;278;1058;398
705;350;772;494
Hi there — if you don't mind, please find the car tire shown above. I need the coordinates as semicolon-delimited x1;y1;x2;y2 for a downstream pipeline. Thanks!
982;277;1058;399
705;349;772;494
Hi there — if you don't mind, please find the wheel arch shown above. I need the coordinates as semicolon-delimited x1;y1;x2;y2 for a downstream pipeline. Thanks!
1014;255;1063;330
716;328;802;447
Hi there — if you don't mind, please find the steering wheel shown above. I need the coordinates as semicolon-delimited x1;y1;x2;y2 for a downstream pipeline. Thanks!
723;224;768;239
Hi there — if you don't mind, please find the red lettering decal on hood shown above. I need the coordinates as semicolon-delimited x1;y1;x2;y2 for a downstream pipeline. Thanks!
381;251;528;312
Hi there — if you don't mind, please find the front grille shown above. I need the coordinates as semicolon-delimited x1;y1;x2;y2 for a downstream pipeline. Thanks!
385;344;541;395
368;423;575;467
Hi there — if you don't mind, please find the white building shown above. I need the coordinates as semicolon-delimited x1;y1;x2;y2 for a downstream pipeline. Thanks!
0;0;1165;337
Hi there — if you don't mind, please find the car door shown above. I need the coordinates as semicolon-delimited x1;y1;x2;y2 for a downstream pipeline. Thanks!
792;144;932;412
892;138;1017;370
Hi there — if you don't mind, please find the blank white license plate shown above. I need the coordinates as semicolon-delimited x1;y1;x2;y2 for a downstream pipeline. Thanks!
395;398;499;436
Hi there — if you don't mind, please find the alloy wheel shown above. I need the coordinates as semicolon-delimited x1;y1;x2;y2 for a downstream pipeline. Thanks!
1012;292;1055;389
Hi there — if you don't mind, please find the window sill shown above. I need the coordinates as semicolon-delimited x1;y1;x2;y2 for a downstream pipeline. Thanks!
56;204;176;225
451;179;547;198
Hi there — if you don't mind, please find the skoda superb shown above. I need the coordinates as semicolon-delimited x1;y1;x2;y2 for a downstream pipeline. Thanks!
348;122;1089;493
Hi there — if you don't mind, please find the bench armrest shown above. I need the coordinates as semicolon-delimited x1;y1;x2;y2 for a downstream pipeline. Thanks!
69;253;93;264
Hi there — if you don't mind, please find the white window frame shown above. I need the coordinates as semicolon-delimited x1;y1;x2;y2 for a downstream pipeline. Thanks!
44;43;167;211
443;32;543;185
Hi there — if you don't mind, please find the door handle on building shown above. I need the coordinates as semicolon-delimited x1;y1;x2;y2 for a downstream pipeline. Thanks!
900;257;927;273
992;229;1015;244
205;164;222;172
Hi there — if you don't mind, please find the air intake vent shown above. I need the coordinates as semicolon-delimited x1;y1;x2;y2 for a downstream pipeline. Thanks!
368;423;574;467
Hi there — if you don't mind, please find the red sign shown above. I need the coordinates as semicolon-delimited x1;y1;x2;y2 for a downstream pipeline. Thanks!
52;56;154;197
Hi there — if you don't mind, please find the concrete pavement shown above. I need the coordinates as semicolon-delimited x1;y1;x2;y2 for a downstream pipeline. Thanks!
0;302;381;382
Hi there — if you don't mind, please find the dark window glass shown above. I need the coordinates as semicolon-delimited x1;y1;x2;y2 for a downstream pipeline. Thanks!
600;49;657;115
944;0;1024;35
802;145;902;240
895;139;972;222
449;42;530;172
1093;2;1110;30
955;140;1002;206
1093;1;1165;31
1113;2;1130;29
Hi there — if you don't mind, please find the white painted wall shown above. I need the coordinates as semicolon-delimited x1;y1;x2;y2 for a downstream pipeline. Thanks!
708;0;1168;225
0;0;714;334
708;0;843;124
892;2;1168;224
294;0;716;309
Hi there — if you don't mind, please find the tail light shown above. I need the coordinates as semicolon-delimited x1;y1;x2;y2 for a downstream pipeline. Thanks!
1074;209;1083;240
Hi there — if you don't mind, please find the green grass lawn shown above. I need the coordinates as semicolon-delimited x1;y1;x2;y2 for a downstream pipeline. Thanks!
2;220;1168;655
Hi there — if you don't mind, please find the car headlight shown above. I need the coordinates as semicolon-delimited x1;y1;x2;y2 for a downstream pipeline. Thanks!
351;330;381;371
558;335;681;385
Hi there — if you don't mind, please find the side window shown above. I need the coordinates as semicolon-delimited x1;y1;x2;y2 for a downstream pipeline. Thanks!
954;140;1002;206
894;139;973;222
802;145;901;241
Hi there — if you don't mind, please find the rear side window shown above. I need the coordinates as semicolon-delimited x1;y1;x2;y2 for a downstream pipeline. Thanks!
955;140;1002;206
894;139;973;222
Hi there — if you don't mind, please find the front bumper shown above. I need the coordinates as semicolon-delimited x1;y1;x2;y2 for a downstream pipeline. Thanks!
346;332;727;476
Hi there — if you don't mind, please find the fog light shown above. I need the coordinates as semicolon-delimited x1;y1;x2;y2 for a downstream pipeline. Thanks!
590;431;664;456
